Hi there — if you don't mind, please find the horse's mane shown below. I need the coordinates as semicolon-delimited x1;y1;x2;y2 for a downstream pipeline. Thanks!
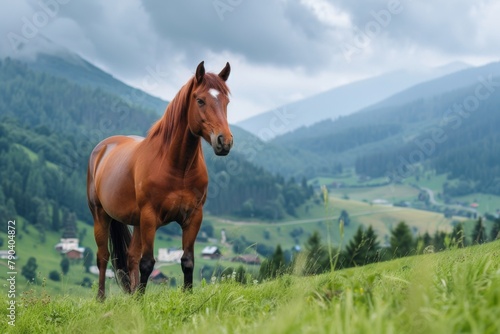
147;73;230;144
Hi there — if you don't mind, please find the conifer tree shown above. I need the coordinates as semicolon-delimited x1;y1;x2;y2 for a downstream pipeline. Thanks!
22;257;38;282
304;231;329;274
472;218;486;245
490;218;500;241
450;223;466;247
390;222;414;258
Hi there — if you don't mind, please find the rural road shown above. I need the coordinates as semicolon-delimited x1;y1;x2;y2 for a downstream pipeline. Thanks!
219;207;405;227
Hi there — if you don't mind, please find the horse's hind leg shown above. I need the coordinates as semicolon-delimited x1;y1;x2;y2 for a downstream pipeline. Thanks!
128;226;141;293
93;208;111;301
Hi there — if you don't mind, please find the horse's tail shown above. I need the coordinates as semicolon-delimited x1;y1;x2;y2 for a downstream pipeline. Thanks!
109;219;132;293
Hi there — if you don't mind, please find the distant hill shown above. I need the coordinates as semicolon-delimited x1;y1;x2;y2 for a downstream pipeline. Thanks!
230;126;328;177
0;57;314;230
236;62;469;139
271;61;500;195
26;52;168;114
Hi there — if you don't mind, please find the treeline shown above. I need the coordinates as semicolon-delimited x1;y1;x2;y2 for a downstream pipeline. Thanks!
354;80;500;196
0;58;312;233
204;157;314;219
258;217;500;280
274;122;402;155
0;58;159;230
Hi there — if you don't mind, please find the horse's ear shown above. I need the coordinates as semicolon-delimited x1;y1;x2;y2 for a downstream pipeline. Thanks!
196;61;205;84
218;62;230;82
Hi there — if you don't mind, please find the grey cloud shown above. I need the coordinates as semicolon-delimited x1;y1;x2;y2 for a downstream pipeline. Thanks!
333;0;496;56
140;0;336;67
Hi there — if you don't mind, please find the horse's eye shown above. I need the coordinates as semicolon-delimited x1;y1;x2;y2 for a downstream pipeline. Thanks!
196;98;205;107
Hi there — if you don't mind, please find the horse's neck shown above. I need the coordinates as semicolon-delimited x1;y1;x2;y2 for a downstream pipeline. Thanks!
146;95;202;173
165;124;202;172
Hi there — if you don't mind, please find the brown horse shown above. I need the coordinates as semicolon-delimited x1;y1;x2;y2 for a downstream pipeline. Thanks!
87;61;233;300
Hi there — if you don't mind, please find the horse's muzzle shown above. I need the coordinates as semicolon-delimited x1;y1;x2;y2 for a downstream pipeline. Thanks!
212;134;233;156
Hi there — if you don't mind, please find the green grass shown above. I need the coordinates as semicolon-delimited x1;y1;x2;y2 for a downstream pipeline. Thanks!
2;241;499;333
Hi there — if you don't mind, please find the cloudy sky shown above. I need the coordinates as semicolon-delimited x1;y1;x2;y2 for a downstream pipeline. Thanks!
1;0;499;123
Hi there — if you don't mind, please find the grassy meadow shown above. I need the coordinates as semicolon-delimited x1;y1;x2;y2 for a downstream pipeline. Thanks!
1;240;499;333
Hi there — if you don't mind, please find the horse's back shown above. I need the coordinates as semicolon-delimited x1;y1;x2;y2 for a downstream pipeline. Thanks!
87;135;144;224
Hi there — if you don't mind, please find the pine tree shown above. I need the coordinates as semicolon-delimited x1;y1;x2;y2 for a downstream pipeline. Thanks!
83;247;94;273
62;211;78;238
345;225;380;267
432;231;447;251
471;218;486;244
364;225;381;263
51;202;60;232
490;218;500;241
450;223;466;247
61;257;70;275
259;244;287;280
390;222;414;258
339;210;351;226
304;231;329;275
21;257;38;282
345;226;365;267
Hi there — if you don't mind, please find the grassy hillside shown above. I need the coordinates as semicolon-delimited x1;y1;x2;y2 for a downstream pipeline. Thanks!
1;193;466;299
2;241;498;333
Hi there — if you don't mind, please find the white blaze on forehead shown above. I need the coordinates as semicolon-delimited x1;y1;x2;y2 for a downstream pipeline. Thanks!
209;88;220;99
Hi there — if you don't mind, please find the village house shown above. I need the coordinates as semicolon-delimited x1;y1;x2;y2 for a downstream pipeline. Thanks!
89;265;115;279
201;246;222;259
54;237;85;259
149;269;168;284
157;248;183;263
231;254;261;265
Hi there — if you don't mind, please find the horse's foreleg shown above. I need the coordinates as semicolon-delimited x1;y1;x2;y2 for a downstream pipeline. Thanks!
137;210;157;294
181;210;203;291
93;208;111;301
128;226;142;293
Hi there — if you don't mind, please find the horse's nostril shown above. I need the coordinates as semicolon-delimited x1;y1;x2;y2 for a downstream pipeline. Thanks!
217;135;224;146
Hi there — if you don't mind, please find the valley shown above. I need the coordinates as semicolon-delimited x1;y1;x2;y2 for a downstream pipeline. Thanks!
1;52;499;298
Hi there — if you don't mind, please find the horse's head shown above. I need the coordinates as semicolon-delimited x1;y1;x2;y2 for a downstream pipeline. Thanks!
188;61;233;156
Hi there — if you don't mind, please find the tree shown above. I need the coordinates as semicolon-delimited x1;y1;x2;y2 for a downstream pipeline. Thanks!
61;257;70;275
61;211;78;238
390;222;414;258
304;231;330;275
344;225;380;267
51;202;60;232
471;218;486;245
432;231;447;251
235;265;247;284
49;270;61;282
490;218;500;241
83;247;94;273
450;223;466;247
339;210;351;226
21;257;38;282
259;245;287;280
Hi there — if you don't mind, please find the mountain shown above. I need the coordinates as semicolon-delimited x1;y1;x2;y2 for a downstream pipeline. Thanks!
271;61;500;195
236;62;470;139
0;57;314;230
230;126;328;177
26;52;168;115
